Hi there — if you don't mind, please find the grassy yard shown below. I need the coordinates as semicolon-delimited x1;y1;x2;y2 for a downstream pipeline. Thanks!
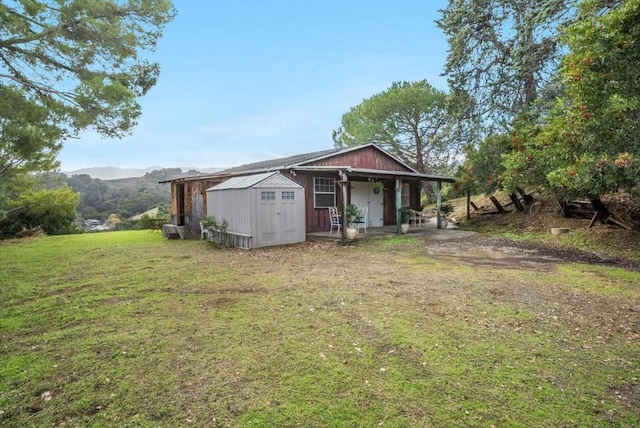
1;230;638;427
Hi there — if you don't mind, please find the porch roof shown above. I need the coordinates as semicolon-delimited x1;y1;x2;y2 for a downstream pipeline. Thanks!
289;166;456;183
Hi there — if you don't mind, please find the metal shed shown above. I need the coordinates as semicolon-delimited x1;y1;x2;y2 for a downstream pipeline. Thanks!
206;171;306;248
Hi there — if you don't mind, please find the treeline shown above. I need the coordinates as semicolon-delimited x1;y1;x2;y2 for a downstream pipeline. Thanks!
440;1;640;205
0;168;204;239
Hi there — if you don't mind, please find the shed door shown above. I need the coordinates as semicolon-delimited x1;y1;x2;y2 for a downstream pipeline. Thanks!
258;189;301;247
259;190;279;247
278;189;300;244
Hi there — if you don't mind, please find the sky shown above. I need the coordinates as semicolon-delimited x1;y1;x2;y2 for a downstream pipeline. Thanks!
58;0;451;172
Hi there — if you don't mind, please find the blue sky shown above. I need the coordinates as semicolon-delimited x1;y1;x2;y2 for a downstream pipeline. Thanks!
58;0;450;171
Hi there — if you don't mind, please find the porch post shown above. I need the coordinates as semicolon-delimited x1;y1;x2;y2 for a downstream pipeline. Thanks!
339;171;349;244
395;178;402;234
436;180;443;229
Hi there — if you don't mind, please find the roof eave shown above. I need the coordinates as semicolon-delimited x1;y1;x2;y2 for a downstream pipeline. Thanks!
290;166;455;182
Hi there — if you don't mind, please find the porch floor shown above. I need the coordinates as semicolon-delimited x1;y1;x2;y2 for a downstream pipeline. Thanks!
307;223;476;242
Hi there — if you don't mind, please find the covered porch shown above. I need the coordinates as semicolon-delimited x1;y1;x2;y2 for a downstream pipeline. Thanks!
307;222;476;243
290;165;456;240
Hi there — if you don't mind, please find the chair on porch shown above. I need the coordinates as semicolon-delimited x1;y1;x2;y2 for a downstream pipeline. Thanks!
409;209;429;228
199;221;210;240
354;206;368;233
328;207;342;235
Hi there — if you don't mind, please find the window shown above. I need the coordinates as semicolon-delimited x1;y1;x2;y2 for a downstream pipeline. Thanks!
314;177;335;208
401;183;410;207
261;191;276;201
282;191;295;200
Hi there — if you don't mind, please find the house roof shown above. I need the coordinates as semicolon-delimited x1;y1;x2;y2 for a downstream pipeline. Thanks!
160;143;455;183
220;148;341;174
158;147;341;183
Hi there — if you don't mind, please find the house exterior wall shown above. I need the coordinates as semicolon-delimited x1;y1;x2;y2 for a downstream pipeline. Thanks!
172;173;421;233
281;172;421;233
294;146;419;232
289;171;337;233
170;178;226;228
379;180;421;224
309;146;409;171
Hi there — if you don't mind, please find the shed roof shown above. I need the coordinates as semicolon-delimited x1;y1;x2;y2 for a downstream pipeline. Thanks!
206;171;302;191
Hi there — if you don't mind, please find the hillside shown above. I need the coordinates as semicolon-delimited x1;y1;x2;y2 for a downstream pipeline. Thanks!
65;168;202;220
444;191;640;262
64;166;222;180
63;166;163;180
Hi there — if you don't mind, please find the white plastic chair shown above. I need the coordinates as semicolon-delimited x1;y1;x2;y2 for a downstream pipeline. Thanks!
355;206;368;233
199;221;210;240
328;207;341;234
410;209;428;228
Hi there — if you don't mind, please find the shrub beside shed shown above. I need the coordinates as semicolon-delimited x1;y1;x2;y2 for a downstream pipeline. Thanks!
205;172;305;248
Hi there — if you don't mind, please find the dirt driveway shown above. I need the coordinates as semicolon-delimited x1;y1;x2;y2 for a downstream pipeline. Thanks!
423;234;640;271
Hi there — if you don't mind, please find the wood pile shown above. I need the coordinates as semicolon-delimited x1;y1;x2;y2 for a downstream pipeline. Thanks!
468;190;638;231
468;188;533;215
559;198;636;230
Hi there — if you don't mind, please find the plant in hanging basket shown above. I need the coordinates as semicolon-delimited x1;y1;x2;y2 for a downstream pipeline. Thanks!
371;181;385;194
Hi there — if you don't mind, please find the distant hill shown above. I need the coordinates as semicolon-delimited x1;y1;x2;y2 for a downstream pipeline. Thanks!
65;166;223;180
62;167;223;221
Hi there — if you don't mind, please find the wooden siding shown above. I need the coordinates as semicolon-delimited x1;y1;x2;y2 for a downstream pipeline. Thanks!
292;171;338;233
170;178;226;228
294;171;420;232
307;145;412;172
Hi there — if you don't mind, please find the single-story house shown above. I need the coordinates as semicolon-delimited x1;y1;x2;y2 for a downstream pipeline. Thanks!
160;143;455;239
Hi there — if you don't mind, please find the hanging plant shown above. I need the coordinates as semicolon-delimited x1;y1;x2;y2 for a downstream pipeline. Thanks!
371;181;385;194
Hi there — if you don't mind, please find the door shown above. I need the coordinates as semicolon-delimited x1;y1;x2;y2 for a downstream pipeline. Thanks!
350;181;384;227
278;189;300;244
176;183;186;225
258;189;301;247
258;189;279;247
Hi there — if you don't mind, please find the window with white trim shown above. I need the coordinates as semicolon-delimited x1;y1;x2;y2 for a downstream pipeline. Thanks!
282;191;295;200
314;177;335;208
261;191;276;201
401;183;410;207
